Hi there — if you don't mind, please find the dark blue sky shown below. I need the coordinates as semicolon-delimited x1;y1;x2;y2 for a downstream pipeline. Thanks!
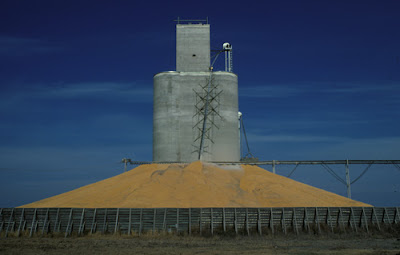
1;0;399;207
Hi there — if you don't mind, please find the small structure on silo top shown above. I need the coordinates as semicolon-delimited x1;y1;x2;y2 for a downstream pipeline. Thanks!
153;19;240;162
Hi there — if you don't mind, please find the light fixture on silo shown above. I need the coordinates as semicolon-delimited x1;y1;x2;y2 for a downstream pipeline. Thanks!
223;42;233;72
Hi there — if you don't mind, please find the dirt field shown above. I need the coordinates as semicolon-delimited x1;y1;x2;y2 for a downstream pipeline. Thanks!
1;235;399;255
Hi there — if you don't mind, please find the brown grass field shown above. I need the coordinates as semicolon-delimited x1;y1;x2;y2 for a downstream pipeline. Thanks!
1;233;399;255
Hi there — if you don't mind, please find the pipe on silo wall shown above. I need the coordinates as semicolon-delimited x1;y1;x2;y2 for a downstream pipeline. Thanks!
153;71;239;162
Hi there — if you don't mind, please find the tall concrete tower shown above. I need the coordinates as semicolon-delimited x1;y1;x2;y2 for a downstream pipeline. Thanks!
153;20;240;162
176;23;210;72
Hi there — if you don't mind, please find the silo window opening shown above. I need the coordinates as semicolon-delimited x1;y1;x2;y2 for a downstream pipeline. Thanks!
192;54;196;57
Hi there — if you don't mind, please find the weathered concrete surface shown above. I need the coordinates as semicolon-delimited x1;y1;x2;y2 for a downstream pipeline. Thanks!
153;71;239;162
176;24;210;72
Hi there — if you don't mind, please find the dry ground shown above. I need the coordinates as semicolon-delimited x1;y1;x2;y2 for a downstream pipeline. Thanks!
1;234;399;255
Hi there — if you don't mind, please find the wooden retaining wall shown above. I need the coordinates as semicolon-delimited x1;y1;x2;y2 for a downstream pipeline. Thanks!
0;207;399;237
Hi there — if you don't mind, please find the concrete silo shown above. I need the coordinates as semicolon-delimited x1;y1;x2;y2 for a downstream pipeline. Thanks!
153;21;240;162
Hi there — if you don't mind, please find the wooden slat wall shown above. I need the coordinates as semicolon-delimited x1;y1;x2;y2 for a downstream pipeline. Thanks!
0;207;398;237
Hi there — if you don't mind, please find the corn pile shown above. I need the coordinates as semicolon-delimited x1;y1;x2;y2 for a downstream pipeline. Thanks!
20;161;371;208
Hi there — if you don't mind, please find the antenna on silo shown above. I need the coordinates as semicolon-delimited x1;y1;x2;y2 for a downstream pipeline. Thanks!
173;17;209;24
223;42;233;72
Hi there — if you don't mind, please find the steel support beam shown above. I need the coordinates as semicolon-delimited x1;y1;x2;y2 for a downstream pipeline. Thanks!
126;159;400;166
345;159;352;199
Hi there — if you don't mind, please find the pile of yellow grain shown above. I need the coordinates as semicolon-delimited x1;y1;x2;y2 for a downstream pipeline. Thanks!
20;161;371;208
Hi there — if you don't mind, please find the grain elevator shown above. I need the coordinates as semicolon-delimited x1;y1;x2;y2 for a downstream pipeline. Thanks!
153;20;240;162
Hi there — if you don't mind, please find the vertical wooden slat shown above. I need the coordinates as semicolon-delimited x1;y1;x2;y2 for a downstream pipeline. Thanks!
210;208;214;236
90;208;97;234
53;208;60;233
395;207;400;224
223;208;226;233
270;208;274;235
350;207;358;233
0;208;3;234
114;208;119;234
29;208;37;237
78;209;85;235
139;208;143;236
5;208;14;238
128;208;132;235
257;208;262;236
17;208;25;237
68;222;73;236
325;208;329;225
327;208;333;232
348;208;354;231
34;221;39;235
199;208;203;234
281;208;286;235
102;209;108;234
293;208;299;235
22;221;27;233
314;207;321;234
347;208;353;231
41;208;49;236
371;207;380;231
245;208;249;236
234;208;238;235
80;213;89;234
10;222;15;235
0;208;3;233
153;208;156;233
362;207;369;233
336;208;341;231
381;208;386;224
188;208;192;235
303;208;309;233
176;208;180;233
65;208;73;238
338;208;345;232
163;208;167;232
384;207;391;225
